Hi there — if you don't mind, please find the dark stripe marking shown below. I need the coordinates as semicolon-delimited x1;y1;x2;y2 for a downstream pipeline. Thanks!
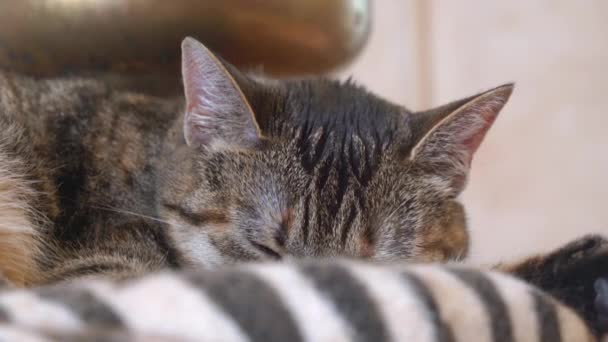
450;269;514;342
145;221;183;268
332;148;351;216
340;205;358;247
531;290;562;342
301;193;311;243
401;272;456;342
315;154;334;191
38;286;124;327
299;263;389;342
187;270;303;342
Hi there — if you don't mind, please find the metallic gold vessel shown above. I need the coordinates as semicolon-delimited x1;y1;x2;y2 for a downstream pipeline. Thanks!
0;0;371;77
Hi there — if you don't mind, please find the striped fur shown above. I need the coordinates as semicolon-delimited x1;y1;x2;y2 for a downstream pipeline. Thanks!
0;261;595;342
0;36;604;339
0;122;48;286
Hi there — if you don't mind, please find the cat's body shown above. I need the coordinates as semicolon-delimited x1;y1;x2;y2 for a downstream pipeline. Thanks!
0;37;607;335
0;38;486;285
0;71;185;283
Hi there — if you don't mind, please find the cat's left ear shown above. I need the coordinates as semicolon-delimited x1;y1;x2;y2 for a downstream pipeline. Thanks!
181;37;262;149
409;84;513;194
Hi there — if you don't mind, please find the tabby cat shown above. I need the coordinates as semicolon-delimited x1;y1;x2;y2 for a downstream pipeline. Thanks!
0;37;606;333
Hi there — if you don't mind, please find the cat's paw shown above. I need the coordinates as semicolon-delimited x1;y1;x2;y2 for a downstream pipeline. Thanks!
506;235;608;335
545;235;608;273
540;235;608;335
595;278;608;334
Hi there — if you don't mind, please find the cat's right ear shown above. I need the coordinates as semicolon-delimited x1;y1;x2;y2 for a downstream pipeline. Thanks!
409;84;513;194
181;37;262;149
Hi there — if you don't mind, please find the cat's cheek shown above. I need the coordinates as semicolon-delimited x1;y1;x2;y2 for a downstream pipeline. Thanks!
167;222;226;269
180;234;225;269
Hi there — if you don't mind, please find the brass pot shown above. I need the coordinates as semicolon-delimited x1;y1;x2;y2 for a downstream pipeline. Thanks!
0;0;371;77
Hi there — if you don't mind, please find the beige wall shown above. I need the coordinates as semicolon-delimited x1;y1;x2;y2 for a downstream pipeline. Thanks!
342;1;608;264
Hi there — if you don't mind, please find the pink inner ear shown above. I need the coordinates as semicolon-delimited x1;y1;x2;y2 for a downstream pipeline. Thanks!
181;51;217;146
182;41;212;115
462;111;498;165
180;37;260;148
183;61;198;113
411;85;512;192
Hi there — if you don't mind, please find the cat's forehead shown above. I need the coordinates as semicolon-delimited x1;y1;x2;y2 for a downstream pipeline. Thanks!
229;78;426;193
254;78;416;153
284;79;407;132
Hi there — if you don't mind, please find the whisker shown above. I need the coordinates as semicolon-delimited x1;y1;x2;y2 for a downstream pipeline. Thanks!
88;205;202;238
88;205;174;225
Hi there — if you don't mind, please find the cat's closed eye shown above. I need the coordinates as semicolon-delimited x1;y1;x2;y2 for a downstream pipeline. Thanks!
250;241;282;260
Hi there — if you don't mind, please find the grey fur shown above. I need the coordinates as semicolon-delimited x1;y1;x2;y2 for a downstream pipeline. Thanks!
0;37;511;285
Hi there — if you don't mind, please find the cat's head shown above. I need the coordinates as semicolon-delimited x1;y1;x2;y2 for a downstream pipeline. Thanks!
161;37;513;268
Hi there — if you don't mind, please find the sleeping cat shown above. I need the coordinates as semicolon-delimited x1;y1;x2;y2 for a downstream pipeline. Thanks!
0;37;606;332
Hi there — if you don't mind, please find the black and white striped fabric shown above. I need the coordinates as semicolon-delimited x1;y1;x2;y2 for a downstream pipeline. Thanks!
0;261;595;342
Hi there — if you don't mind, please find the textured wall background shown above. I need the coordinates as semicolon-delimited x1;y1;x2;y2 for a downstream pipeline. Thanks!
342;1;608;264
